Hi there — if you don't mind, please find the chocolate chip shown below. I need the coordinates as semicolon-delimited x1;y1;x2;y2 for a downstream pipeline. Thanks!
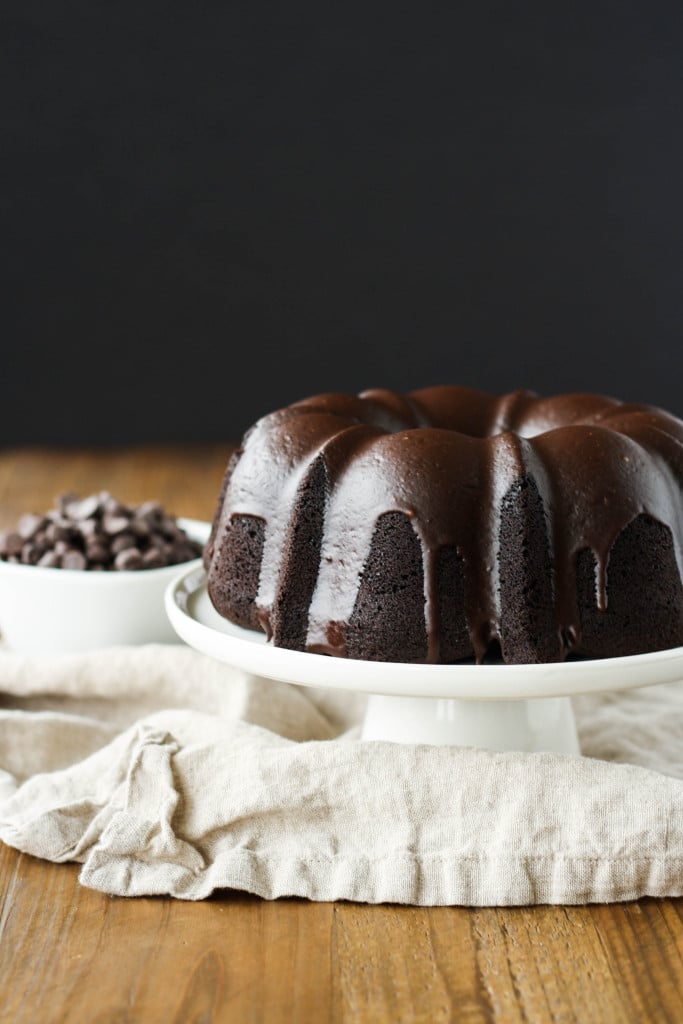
160;516;181;538
103;496;127;518
114;548;144;571
75;518;99;537
102;514;131;535
45;522;73;545
37;551;61;568
33;530;49;554
129;517;150;539
86;542;110;564
64;495;101;520
110;532;136;555
142;549;164;569
62;549;87;571
21;543;40;565
137;500;163;520
173;542;200;563
18;513;47;540
0;531;24;557
155;541;174;562
56;492;79;514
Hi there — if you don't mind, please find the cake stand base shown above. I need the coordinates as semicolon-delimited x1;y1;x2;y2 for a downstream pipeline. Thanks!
361;694;580;752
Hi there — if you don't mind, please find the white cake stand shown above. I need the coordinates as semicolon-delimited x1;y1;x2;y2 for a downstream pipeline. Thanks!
165;564;683;755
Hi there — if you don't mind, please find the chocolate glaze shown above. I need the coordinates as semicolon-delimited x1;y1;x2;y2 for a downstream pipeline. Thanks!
206;387;683;663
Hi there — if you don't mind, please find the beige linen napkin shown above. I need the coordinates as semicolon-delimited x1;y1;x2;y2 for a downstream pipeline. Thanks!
0;645;682;905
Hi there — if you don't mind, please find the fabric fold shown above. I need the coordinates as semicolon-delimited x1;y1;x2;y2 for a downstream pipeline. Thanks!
0;645;682;905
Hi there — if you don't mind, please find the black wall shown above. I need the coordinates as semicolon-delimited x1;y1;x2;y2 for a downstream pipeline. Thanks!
3;2;683;444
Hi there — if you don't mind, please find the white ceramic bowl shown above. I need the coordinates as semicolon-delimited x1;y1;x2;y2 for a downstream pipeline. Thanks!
0;518;211;654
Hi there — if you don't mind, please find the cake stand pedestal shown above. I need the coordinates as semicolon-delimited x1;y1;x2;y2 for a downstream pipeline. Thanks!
166;564;683;755
361;694;579;751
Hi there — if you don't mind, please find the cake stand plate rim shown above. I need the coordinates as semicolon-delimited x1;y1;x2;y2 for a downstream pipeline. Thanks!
165;563;683;701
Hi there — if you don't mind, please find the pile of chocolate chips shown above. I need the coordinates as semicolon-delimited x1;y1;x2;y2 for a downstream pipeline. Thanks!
0;493;203;571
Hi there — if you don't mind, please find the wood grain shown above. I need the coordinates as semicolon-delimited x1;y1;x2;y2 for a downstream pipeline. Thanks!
1;446;683;1024
0;444;230;530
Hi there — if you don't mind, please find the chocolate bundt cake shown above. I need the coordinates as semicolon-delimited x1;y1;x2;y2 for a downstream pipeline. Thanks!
205;387;683;664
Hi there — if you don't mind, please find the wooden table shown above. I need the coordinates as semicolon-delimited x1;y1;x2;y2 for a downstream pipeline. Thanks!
1;446;682;1024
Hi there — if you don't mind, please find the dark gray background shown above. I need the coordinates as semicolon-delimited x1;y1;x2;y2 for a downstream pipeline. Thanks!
3;2;682;444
